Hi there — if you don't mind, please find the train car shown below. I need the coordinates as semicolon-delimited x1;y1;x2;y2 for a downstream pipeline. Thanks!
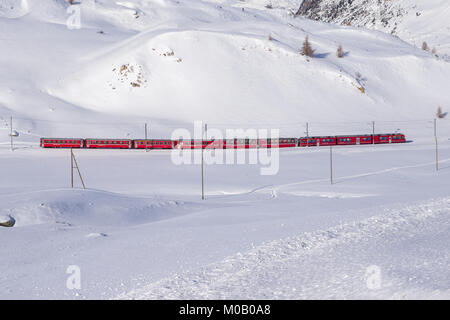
336;135;373;146
374;133;406;144
85;139;132;149
298;136;337;147
222;139;236;149
259;138;297;148
133;139;177;149
178;140;219;149
40;138;84;148
220;138;259;149
246;139;259;149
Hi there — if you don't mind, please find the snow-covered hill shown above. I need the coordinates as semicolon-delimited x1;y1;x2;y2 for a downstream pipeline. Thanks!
296;0;450;57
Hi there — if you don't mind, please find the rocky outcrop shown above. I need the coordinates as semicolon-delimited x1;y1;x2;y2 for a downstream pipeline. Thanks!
295;0;407;34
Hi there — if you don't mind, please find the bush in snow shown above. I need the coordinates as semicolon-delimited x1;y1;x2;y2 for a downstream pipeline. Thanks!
422;41;429;51
301;36;315;58
436;107;446;119
337;44;344;58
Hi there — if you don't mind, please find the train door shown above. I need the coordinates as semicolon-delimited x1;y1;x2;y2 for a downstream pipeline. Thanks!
389;136;392;143
356;137;360;145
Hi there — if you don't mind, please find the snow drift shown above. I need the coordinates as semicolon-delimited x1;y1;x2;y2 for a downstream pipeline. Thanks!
0;189;203;227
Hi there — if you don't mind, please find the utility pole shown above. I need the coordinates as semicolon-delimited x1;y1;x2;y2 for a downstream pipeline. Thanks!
372;121;375;144
145;122;148;152
330;145;333;185
434;118;437;137
306;122;309;138
434;119;438;171
71;149;86;189
201;123;207;200
71;148;74;188
10;116;13;151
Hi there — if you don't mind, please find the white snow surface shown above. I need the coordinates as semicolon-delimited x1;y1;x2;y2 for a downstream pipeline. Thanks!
0;0;449;299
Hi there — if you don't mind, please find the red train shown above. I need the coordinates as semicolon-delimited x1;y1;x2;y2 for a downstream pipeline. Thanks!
40;133;406;149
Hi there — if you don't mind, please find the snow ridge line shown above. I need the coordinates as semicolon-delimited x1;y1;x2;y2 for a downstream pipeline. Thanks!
117;197;450;299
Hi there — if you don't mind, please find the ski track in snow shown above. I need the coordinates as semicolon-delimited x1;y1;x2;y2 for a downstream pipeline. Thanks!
118;197;450;299
218;155;450;200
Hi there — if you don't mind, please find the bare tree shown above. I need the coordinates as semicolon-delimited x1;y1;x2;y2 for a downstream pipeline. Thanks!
301;36;315;58
432;47;437;55
422;41;429;51
336;44;344;58
437;107;444;119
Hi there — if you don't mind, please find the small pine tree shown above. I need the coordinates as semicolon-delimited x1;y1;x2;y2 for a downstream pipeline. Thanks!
422;41;429;51
337;44;344;58
301;36;315;58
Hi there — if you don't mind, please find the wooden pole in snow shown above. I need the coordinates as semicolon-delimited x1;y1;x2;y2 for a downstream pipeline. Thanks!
201;123;207;200
372;121;375;144
330;145;333;185
435;137;439;171
434;119;438;171
71;148;74;188
145;123;148;152
9;116;14;151
71;149;86;189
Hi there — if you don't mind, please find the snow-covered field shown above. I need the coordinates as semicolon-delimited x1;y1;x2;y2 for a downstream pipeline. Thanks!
0;0;449;299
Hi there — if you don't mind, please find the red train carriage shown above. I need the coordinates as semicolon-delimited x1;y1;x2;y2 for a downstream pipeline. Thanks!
221;138;258;149
40;138;84;148
246;139;259;149
133;139;177;149
374;133;406;144
179;140;220;149
259;138;297;148
85;139;132;149
336;135;373;146
298;136;337;147
222;139;237;149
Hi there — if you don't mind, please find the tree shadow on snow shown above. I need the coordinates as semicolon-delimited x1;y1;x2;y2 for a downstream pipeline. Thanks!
314;52;330;59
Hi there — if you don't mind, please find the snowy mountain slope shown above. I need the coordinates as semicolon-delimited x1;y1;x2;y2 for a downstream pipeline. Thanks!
296;0;450;57
52;14;450;124
0;0;449;142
